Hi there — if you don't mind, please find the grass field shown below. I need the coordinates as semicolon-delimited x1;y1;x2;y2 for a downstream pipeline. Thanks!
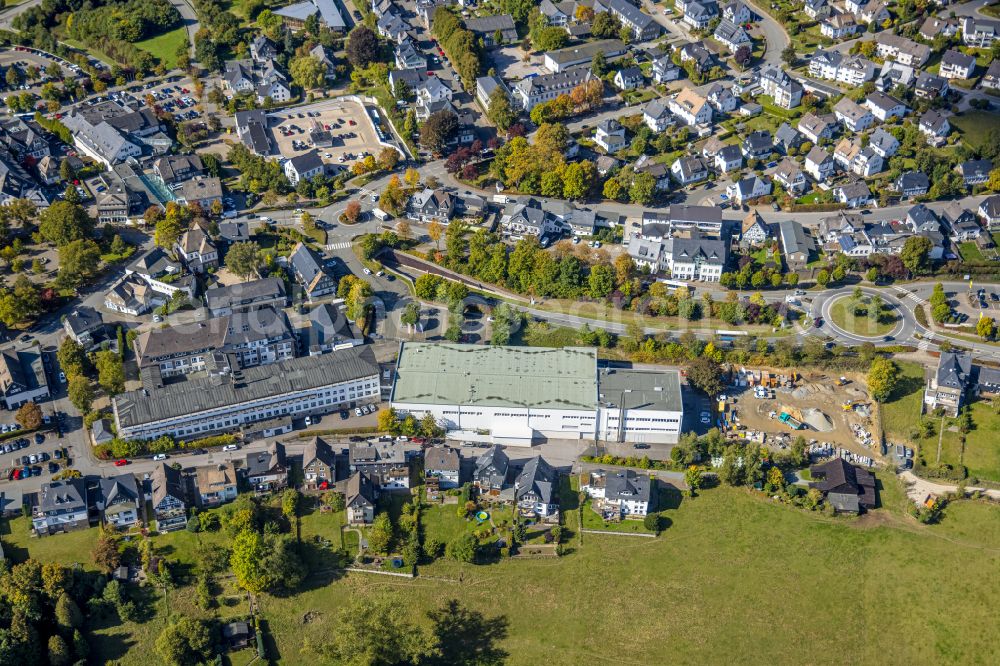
135;26;189;69
958;241;986;262
828;296;899;337
951;110;1000;151
880;361;927;443
7;480;1000;663
927;401;1000;482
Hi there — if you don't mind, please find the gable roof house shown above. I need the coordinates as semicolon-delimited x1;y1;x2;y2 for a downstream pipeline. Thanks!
151;464;187;531
833;180;872;208
918;110;951;142
64;307;105;349
668;87;713;126
741;130;774;159
425;445;461;489
154;154;204;186
714;19;751;52
875;32;930;67
195;462;239;508
979;194;1000;230
671;156;709;185
681;1;719;30
395;38;427;71
175;226;219;274
821;13;859;39
706;84;739;114
915;72;950;101
501;202;560;237
867;127;900;159
894;171;929;199
613;66;645;91
797;112;837;143
349;442;411;490
651;55;681;83
741;211;771;245
715;144;743;173
595;118;629;153
643;99;674;132
983;60;1000;90
665;234;729;281
246;442;289;493
474;445;510;494
580;468;653;519
773;158;807;194
924;351;974;415
464;14;518;47
961;16;1000;48
833;98;874;133
805;145;835;183
289;242;337;301
62;112;141;169
809;458;876;514
778;219;815;271
234;109;274;156
302;437;338;491
407;187;455;223
32;479;89;536
722;0;752;23
98;474;142;529
956;159;992;187
205;277;288;317
514;456;559;517
594;0;661;40
804;0;830;19
0;349;50;410
774;122;802;153
679;42;716;72
305;303;364;355
514;68;595;110
758;66;802;109
939;49;976;80
941;203;982;242
345;471;378;525
284;151;326;185
727;174;772;204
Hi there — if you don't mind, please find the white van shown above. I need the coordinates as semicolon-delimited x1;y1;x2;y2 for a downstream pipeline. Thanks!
372;208;391;222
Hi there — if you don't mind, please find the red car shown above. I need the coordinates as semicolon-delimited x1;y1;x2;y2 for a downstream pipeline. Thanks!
181;88;189;94
114;459;128;466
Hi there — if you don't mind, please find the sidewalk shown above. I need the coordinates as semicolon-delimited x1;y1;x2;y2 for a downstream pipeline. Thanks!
898;470;1000;504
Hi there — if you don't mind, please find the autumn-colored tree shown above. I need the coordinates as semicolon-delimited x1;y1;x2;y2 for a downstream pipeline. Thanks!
343;200;362;223
428;220;444;249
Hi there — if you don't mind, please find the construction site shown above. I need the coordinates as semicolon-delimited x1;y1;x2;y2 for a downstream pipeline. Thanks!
715;368;880;465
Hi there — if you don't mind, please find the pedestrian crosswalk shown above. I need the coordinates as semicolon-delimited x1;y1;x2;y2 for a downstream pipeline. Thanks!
892;285;927;307
326;241;352;250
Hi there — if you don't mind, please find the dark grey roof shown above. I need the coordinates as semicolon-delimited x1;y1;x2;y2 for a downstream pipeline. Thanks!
302;436;337;470
218;221;251;243
206;277;286;312
941;49;976;70
98;473;140;510
152;463;184;508
246;441;286;477
39;479;86;513
896;171;928;191
809;458;875;510
515;455;556;505
600;468;652;504
424;445;459;473
65;307;104;336
907;203;938;227
346;471;376;508
287;150;325;175
127;247;181;277
474;445;509;487
671;236;728;266
778;219;815;256
114;346;379;429
937;351;971;390
774;123;801;149
669;204;722;225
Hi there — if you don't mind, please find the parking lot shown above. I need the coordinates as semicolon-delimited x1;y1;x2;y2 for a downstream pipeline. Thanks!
270;100;384;172
3;432;66;481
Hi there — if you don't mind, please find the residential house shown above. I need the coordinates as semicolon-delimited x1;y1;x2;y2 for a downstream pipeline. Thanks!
32;480;89;536
809;458;876;514
956;159;992;186
741;211;771;245
98;474;142;529
915;73;950;100
805;145;835;182
894;171;929;198
727;174;771;204
500;202;559;237
175;226;218;274
283;151;327;187
919;16;958;41
875;32;931;67
918;110;951;142
941;203;982;241
634;156;671;191
425;446;461;489
773;158;807;194
668;87;713;126
858;0;890;24
741;130;773;159
924;351;972;416
154;155;204;186
195;463;239;508
349;442;411;490
715;145;743;173
151;464;187;531
542;39;628;73
833;98;874;133
864;92;907;121
961;17;1000;48
671;156;709;185
246;441;289;493
868;127;900;159
774;122;802;154
821;13;859;39
289;242;337;301
514;68;594;111
850;147;884;177
302;437;338;491
595;119;629;153
206;277;288;317
876;60;915;92
0;349;49;410
804;0;831;20
706;83;739;114
714;19;751;52
906;203;940;233
834;180;872;208
395;39;427;71
475;75;510;109
580;469;652;518
681;1;718;30
305;303;364;355
473;445;510;496
407;188;455;223
464;14;518;46
722;1;752;23
643;99;673;132
679;42;716;72
667;235;728;280
63;307;105;348
759;66;803;109
594;0;661;40
983;60;1000;90
613;66;644;91
834;137;862;169
651;55;681;83
798;112;837;143
978;195;1000;230
234;109;274;156
778;219;815;271
345;471;378;525
514;456;559;518
939;49;976;79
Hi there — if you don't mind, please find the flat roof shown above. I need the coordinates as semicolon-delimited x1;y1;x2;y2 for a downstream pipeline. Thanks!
597;368;683;412
391;343;598;410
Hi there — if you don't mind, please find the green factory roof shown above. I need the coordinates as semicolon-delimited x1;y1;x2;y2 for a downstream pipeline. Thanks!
391;343;598;410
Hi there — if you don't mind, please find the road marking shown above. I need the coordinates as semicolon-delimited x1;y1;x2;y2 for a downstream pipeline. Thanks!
326;241;353;250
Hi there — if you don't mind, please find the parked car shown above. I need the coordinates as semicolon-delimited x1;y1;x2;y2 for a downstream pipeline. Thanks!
354;407;363;417
152;453;168;461
114;459;128;466
222;444;239;452
339;410;349;420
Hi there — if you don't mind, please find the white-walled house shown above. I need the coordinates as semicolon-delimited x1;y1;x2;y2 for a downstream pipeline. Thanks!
580;469;653;519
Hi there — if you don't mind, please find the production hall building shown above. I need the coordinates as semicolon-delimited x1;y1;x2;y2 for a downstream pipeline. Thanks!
389;343;683;445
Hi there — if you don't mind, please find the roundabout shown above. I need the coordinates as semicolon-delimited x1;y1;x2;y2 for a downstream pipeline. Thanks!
812;287;916;344
827;293;901;339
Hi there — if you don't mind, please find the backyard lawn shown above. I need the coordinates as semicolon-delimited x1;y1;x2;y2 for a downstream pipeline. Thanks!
136;26;189;69
930;401;1000;483
958;241;986;262
950;110;1000;151
880;361;927;443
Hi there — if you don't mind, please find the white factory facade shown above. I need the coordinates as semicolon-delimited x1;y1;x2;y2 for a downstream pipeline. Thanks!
389;343;684;446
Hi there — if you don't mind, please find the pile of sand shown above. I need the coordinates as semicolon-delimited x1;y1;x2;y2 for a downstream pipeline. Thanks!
802;408;835;432
792;387;812;400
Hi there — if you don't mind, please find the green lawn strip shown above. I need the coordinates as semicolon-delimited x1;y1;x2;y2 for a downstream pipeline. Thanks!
880;361;927;443
135;26;189;69
958;241;986;262
828;296;899;337
961;402;1000;482
1;516;100;569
